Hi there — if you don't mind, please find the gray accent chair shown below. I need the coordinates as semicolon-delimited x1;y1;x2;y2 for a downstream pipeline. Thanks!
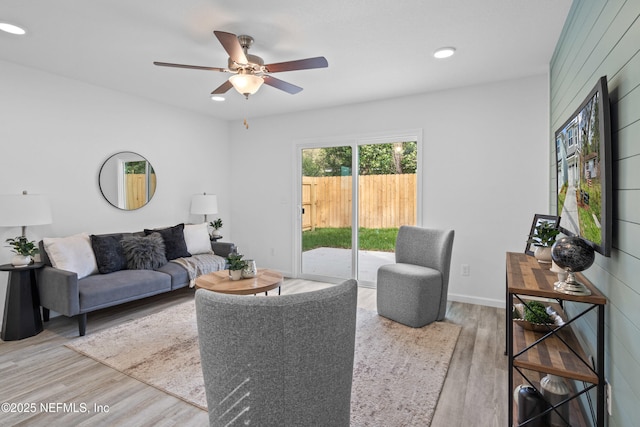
376;226;455;327
195;279;358;427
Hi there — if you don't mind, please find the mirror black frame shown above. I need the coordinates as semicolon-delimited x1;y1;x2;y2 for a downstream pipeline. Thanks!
99;151;156;210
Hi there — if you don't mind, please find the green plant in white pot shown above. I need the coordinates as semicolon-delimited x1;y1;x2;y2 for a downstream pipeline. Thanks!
527;222;560;266
226;253;247;281
209;218;223;238
5;236;39;267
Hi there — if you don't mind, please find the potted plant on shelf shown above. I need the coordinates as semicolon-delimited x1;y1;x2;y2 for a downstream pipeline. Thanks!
527;221;560;265
227;253;247;281
209;218;223;238
5;236;39;267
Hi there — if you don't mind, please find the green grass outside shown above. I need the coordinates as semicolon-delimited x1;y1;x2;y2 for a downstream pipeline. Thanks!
558;183;567;215
302;227;398;252
576;180;602;245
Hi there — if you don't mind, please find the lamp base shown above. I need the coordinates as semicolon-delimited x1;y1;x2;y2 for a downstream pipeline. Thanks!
554;272;591;296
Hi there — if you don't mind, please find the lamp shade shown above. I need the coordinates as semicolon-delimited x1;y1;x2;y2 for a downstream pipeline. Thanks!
190;194;218;216
229;73;264;95
0;193;52;227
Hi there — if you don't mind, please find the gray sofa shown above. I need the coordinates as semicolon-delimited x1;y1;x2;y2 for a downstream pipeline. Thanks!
37;226;235;336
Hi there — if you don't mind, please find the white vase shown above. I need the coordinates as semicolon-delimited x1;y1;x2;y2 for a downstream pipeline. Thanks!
534;246;552;265
540;374;570;426
550;260;569;282
229;269;243;281
11;255;32;267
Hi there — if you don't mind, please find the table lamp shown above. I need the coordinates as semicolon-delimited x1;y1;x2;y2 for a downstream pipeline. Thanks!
190;193;218;223
0;190;52;238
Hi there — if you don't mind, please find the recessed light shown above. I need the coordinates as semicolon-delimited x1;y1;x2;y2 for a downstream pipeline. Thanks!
0;22;27;35
434;47;456;59
210;95;225;102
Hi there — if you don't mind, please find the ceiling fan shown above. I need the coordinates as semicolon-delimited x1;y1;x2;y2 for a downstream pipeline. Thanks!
154;30;328;99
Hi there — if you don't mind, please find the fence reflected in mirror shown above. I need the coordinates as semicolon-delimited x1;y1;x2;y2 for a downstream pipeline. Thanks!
99;152;156;210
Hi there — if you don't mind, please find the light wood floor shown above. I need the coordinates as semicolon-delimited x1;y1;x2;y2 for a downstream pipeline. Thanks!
0;279;507;426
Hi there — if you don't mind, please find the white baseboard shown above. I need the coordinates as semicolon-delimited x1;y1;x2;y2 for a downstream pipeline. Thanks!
448;293;505;309
281;275;506;309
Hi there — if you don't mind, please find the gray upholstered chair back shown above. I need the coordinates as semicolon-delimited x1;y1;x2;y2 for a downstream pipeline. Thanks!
395;226;455;319
195;279;358;427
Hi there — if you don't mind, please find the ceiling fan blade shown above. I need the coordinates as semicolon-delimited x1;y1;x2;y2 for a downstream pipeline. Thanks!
213;31;248;65
153;62;226;72
263;75;303;94
265;56;328;73
211;80;233;95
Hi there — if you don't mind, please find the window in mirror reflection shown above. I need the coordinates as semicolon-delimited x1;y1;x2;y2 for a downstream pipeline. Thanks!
99;152;157;210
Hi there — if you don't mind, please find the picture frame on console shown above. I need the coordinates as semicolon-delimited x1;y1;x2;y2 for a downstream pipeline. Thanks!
525;214;561;256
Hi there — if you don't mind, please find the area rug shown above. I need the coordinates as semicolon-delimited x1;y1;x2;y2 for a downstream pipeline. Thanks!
66;300;461;426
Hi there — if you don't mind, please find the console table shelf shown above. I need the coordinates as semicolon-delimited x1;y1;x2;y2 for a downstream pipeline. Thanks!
506;252;606;427
512;318;597;383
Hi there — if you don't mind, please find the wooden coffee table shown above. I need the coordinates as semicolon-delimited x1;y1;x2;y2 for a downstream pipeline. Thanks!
194;268;284;295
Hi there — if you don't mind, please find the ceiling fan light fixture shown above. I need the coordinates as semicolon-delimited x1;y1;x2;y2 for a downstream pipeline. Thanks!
434;47;456;59
229;72;264;96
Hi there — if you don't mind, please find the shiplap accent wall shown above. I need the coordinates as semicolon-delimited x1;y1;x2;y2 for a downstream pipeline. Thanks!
550;1;640;426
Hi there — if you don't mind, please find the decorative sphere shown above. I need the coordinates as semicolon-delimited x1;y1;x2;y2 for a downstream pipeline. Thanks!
551;236;595;272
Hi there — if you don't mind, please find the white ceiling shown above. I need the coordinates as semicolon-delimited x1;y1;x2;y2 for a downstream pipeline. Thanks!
0;0;572;121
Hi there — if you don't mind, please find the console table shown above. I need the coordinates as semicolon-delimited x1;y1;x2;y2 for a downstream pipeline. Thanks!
1;262;44;341
506;252;606;427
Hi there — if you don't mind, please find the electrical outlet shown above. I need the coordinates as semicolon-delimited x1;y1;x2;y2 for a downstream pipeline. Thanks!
606;381;612;416
461;264;470;276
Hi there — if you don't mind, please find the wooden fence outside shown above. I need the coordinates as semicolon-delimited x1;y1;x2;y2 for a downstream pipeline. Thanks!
126;173;156;210
302;174;416;230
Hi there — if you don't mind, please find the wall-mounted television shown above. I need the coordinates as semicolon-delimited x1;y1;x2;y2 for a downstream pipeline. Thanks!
555;76;612;257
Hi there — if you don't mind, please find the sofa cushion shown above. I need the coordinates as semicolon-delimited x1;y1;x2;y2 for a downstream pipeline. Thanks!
121;233;167;270
184;223;213;255
78;269;172;311
145;223;191;260
156;261;190;289
43;233;98;279
90;234;127;274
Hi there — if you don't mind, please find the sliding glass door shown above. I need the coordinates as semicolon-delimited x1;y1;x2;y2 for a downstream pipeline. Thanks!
301;146;353;280
298;133;419;286
357;141;417;283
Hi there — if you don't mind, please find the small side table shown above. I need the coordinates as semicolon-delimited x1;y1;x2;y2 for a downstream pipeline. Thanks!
1;262;44;341
210;235;223;242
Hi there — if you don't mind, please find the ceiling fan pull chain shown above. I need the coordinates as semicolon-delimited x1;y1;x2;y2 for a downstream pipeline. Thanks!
243;97;250;130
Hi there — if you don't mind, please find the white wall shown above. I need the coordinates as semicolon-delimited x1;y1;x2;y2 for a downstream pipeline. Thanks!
228;75;550;307
0;60;230;318
0;60;550;321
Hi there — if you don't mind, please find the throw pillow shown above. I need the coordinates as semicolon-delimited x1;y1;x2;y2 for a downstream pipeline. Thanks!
43;233;98;279
183;223;213;255
120;233;167;270
90;234;127;274
144;223;191;260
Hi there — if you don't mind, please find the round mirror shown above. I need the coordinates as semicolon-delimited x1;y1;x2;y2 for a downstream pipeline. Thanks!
99;152;157;210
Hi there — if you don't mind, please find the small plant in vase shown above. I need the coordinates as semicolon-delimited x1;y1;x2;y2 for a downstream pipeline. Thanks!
209;218;223;238
528;222;560;265
227;253;247;281
5;236;39;267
